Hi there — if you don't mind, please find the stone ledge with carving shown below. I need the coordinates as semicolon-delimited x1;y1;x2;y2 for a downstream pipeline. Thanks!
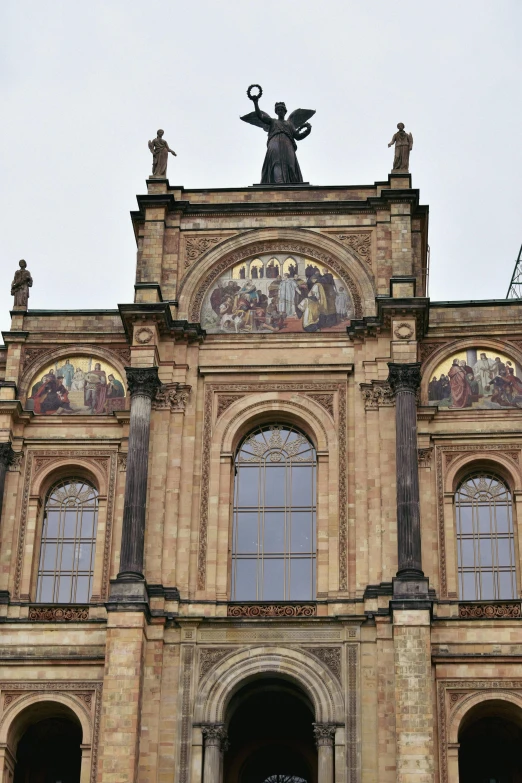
227;603;316;618
152;383;192;412
29;606;90;622
360;381;394;410
458;602;521;619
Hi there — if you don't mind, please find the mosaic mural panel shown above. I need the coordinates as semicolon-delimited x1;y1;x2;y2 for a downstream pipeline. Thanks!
26;356;126;415
428;348;522;409
201;254;353;334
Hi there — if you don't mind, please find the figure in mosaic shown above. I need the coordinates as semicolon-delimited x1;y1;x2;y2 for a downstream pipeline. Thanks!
241;84;315;184
148;129;177;178
388;123;413;172
11;260;33;309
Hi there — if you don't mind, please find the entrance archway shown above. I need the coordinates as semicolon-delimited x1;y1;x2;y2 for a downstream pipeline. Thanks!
224;678;317;783
14;716;81;783
458;699;522;783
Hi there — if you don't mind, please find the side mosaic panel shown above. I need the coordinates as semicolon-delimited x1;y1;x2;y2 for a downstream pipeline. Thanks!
428;348;522;410
25;356;127;415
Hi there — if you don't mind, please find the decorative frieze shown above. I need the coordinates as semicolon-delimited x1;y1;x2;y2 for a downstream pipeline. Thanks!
29;606;89;622
335;232;372;265
458;602;521;619
360;381;394;410
199;647;238;680
185;236;221;267
153;383;192;412
303;647;341;680
305;393;335;417
228;603;316;618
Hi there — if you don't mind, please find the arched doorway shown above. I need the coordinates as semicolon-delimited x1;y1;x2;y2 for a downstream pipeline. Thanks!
4;701;84;783
458;699;522;783
224;678;317;783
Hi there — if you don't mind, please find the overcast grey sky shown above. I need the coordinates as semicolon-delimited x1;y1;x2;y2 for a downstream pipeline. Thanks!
1;1;521;339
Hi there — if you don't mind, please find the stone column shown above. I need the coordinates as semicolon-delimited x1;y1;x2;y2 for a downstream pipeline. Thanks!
201;724;228;783
0;444;13;525
117;367;160;580
388;363;424;580
313;723;336;783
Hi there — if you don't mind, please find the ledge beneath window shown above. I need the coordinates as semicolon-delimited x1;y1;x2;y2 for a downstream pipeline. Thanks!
458;601;521;619
29;605;90;622
227;603;316;618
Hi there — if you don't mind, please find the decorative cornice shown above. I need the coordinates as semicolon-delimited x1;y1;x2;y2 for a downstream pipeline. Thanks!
152;383;191;412
458;602;521;619
227;603;316;618
387;362;422;394
347;297;429;342
125;367;161;399
360;381;394;410
313;722;336;747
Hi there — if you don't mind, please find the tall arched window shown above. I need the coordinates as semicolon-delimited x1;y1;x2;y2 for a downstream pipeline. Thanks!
455;473;517;600
232;425;316;601
36;478;99;603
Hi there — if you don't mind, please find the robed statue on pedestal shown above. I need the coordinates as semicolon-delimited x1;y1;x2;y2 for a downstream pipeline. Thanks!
241;85;315;184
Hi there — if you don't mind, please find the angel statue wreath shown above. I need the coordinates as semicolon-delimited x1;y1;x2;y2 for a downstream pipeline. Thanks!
241;84;315;184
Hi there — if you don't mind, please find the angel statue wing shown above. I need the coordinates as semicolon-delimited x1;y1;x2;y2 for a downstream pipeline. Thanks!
240;111;271;131
287;109;316;130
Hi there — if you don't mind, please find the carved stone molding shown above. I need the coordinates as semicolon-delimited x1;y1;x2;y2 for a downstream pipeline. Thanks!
118;453;127;472
14;451;117;600
217;394;244;418
179;646;195;783
199;647;239;680
197;382;348;592
346;645;358;783
7;451;23;472
0;681;102;783
313;722;336;746
29;606;89;621
387;362;422;394
418;447;433;468
335;232;372;265
134;327;154;344
187;240;364;322
458;602;521;619
303;647;341;681
125;366;161;399
227;604;317;618
419;342;443;363
393;322;414;340
360;381;394;410
436;444;521;597
304;393;334;418
201;723;228;750
185;236;221;267
152;383;191;412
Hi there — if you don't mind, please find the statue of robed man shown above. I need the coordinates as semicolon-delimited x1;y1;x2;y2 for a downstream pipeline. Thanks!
11;260;33;309
148;129;177;178
241;85;315;184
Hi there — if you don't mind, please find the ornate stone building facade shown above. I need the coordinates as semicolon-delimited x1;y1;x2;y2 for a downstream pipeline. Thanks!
0;170;521;783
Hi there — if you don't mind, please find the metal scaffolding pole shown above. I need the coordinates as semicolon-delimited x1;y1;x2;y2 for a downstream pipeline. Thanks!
506;245;522;299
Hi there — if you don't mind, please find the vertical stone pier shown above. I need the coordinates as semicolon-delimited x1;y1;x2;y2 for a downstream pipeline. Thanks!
0;444;13;524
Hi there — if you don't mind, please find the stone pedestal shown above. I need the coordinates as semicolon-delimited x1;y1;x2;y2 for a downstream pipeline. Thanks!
117;367;161;581
314;723;336;783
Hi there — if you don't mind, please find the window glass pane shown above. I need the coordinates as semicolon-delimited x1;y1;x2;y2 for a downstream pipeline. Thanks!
263;513;285;554
44;511;60;538
235;513;259;553
63;509;78;538
77;543;94;570
477;505;491;534
290;558;313;600
291;467;314;507
265;466;286;506
461;571;476;600
458;505;473;534
460;539;475;568
479;538;493;567
290;512;315;553
60;543;75;570
57;576;72;603
233;560;257;601
75;576;90;603
499;571;515;599
480;571;494;599
38;575;54;603
237;468;260;507
495;505;510;533
262;559;284;600
497;538;513;567
81;511;96;539
42;544;57;572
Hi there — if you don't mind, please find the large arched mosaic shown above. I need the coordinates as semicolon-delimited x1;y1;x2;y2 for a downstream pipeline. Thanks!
25;355;126;415
200;251;355;334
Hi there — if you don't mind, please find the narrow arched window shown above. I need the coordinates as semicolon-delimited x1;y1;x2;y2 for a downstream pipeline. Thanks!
232;425;316;601
455;474;517;600
36;478;99;603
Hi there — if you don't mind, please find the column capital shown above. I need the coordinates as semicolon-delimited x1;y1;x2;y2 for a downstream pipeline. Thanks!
313;723;336;747
201;723;228;751
125;366;161;399
0;443;14;469
387;362;422;395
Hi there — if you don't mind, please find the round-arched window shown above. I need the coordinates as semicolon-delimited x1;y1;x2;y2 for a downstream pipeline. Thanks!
36;478;99;604
455;473;517;600
231;425;316;601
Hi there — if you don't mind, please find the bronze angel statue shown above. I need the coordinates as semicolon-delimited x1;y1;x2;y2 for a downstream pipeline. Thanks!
240;85;315;184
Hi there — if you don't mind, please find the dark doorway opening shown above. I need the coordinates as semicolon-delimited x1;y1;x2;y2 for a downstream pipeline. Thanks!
459;701;522;783
224;678;316;783
14;716;82;783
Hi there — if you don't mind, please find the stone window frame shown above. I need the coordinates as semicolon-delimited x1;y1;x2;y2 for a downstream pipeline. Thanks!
439;448;522;599
195;386;342;601
13;451;117;603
